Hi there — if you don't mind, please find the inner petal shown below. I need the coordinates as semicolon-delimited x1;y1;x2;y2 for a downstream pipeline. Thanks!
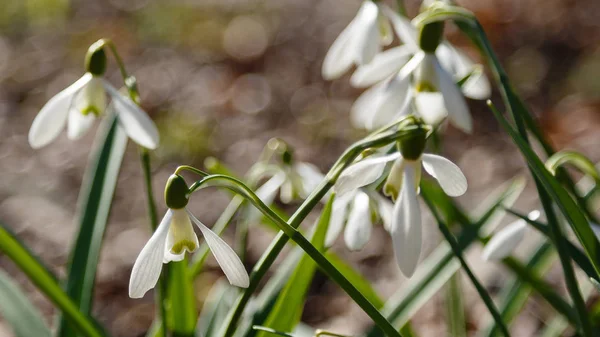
166;209;199;256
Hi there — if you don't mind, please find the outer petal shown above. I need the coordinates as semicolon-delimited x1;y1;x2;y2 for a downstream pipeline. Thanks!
28;74;93;148
434;59;472;133
373;193;394;232
322;15;358;80
482;219;527;260
421;154;467;197
344;191;373;251
104;82;160;149
129;210;173;298
248;172;286;224
295;162;324;196
439;44;491;100
350;46;413;88
353;1;382;65
188;210;250;288
414;91;447;127
380;5;418;48
390;163;421;277
351;80;387;130
334;152;401;195
325;191;353;247
370;73;412;128
67;108;96;140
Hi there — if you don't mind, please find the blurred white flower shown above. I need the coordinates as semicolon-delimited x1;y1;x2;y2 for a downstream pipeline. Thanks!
325;189;394;251
129;207;249;298
481;210;540;261
334;152;467;277
322;1;392;80
350;7;490;132
28;73;159;149
254;162;323;205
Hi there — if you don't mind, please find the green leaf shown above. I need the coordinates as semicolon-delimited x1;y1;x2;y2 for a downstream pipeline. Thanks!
58;114;128;337
325;252;384;309
255;195;334;337
167;259;198;336
545;151;600;183
0;270;51;337
365;177;525;337
0;224;108;337
445;274;466;337
197;281;238;337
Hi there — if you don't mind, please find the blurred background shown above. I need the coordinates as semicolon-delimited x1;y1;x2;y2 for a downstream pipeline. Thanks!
1;0;600;336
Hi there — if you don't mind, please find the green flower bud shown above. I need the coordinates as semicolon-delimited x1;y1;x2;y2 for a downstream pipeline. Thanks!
164;174;189;209
85;40;108;76
397;116;428;160
418;22;444;53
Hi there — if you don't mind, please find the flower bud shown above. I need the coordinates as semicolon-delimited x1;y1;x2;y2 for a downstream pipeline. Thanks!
418;22;444;53
164;174;189;209
85;40;108;76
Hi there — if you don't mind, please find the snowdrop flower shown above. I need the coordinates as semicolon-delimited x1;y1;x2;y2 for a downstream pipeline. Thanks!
322;1;393;80
350;7;490;132
129;174;249;298
334;119;467;277
481;210;540;261
255;159;324;205
325;189;393;250
28;43;159;149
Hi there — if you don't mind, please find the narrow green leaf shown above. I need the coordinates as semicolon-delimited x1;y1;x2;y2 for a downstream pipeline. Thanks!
488;101;600;279
167;259;198;336
445;274;466;337
58;114;128;337
256;195;334;337
0;224;107;337
365;177;525;337
546;151;600;183
325;252;384;309
197;281;238;337
0;270;51;337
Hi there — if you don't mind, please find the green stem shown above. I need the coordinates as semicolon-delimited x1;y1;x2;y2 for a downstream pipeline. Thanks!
215;128;404;337
421;196;511;336
193;175;402;337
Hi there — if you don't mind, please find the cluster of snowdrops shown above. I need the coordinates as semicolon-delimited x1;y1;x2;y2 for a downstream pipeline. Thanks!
7;1;600;337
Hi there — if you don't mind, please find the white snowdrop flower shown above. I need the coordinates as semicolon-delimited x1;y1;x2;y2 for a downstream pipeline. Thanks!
325;189;394;251
129;174;249;299
481;210;541;261
28;46;159;150
350;7;490;132
322;1;393;80
333;122;467;277
257;161;324;205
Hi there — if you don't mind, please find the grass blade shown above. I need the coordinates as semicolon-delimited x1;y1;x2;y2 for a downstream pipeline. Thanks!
167;259;198;336
0;224;108;337
255;195;334;337
0;269;51;337
446;274;467;337
58;113;128;337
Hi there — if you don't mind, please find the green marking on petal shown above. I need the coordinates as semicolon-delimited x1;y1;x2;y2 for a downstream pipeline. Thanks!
415;81;437;93
170;240;197;255
81;105;101;116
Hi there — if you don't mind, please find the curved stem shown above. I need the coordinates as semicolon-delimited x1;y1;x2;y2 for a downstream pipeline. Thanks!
190;175;402;337
217;128;404;337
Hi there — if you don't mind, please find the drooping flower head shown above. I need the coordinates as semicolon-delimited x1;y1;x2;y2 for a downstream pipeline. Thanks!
28;40;159;149
334;116;467;277
129;174;249;298
349;5;490;132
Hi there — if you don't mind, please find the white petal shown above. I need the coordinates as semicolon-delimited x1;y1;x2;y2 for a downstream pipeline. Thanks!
189;210;250;288
353;1;382;65
104;82;160;149
164;208;199;261
295;162;324;196
322;16;358;80
334;153;401;195
350;46;414;88
279;180;294;204
370;74;412;128
129;210;173;298
381;5;418;48
440;44;491;99
28;74;93;148
344;191;373;251
67;108;96;140
421;154;467;197
376;194;394;232
414;91;447;127
460;65;491;100
390;163;421;277
482;219;527;260
351;80;386;130
434;59;472;133
325;192;353;247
